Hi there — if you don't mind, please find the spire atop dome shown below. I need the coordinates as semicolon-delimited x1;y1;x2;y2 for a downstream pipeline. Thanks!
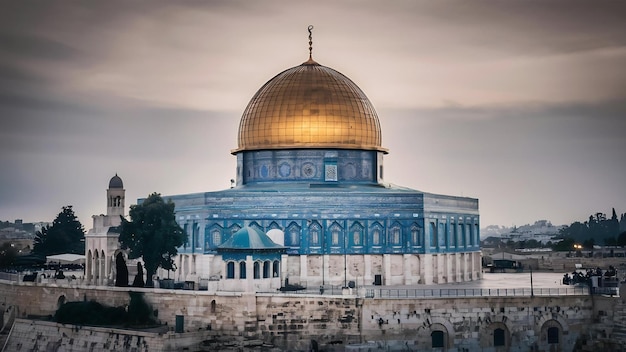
303;25;319;65
308;25;314;60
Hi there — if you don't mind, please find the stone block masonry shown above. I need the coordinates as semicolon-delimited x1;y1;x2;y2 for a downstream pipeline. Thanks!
1;281;625;351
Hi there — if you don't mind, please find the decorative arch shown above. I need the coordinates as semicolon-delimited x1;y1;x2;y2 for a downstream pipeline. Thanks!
268;221;281;231
410;222;422;246
308;221;322;246
349;222;364;246
207;224;224;248
286;222;301;247
329;221;343;247
389;221;402;246
248;221;263;234
370;221;384;246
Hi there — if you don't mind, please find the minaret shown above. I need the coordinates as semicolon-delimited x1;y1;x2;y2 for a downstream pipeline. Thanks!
107;173;125;218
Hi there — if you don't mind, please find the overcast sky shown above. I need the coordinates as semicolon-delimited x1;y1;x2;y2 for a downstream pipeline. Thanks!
1;1;625;230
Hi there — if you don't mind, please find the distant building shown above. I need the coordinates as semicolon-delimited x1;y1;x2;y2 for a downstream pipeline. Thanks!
500;220;562;244
84;174;126;285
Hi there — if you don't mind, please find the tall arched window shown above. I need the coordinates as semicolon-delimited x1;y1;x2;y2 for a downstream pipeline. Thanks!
289;227;300;246
273;261;280;277
310;223;320;245
391;226;400;245
253;262;260;279
263;261;271;278
411;224;421;246
373;229;380;245
239;261;246;279
330;223;341;246
226;262;235;279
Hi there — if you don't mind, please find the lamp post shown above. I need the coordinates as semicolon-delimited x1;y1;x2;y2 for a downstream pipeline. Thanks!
530;265;534;298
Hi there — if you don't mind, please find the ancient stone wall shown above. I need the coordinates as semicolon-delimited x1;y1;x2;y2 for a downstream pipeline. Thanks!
1;281;624;351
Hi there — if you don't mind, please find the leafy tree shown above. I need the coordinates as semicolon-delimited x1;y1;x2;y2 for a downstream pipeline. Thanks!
33;206;85;256
119;193;187;287
552;237;575;252
0;242;18;268
617;231;626;247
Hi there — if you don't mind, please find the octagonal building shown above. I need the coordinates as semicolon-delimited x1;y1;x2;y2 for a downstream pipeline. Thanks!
158;48;481;289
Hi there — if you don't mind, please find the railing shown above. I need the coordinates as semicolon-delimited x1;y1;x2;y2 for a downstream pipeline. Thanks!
365;287;590;298
0;272;19;282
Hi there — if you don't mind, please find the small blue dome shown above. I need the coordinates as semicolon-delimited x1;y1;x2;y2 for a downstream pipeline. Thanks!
218;227;284;251
108;174;123;189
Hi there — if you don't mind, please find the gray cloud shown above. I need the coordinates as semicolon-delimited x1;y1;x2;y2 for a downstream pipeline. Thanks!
0;0;625;227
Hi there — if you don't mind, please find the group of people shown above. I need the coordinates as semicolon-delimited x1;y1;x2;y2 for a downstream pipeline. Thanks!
562;265;617;285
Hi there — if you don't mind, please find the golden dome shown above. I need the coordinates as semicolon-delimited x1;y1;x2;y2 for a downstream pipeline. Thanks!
234;59;386;153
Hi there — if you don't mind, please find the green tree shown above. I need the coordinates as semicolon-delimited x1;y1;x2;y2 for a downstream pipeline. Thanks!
119;193;187;287
0;242;18;268
33;206;85;256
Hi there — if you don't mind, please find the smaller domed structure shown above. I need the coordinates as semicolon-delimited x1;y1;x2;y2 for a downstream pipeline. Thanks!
218;227;284;251
108;174;123;189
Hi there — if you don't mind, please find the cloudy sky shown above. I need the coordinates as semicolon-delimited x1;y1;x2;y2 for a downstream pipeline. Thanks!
1;1;625;230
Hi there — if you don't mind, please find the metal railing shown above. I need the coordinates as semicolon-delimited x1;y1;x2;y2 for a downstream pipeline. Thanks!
365;286;590;298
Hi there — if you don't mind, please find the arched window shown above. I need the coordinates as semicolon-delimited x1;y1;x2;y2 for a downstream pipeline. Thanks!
373;229;380;245
547;327;559;344
210;300;216;313
254;262;260;279
494;328;505;346
212;230;221;246
391;226;400;245
226;262;235;279
263;261;271;278
330;224;341;246
289;227;300;246
411;225;420;246
310;222;320;245
431;330;445;348
273;261;280;277
239;261;246;279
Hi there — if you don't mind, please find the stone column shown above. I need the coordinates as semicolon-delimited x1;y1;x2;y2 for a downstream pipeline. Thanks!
300;255;308;284
383;254;391;286
364;254;372;285
323;255;330;286
403;254;412;285
422;254;433;285
246;255;254;292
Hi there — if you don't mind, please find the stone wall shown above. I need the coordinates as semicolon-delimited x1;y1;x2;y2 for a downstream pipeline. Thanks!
1;280;624;351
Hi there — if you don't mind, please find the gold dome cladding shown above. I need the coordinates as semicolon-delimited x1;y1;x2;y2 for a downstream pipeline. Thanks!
234;62;385;153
